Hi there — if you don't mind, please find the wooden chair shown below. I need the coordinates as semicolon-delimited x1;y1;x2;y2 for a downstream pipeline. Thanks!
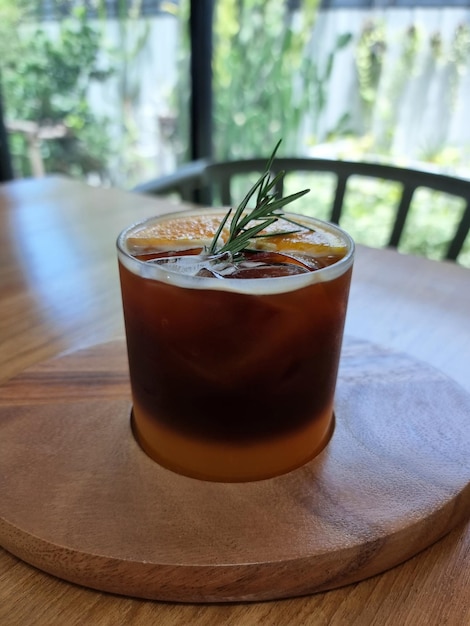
134;157;470;263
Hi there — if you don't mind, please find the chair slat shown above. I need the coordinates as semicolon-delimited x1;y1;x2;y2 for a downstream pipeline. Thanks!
446;201;470;261
388;184;415;248
219;176;231;206
272;166;284;199
330;173;348;224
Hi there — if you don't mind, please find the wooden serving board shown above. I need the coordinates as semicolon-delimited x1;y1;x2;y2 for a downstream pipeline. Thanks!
0;338;469;603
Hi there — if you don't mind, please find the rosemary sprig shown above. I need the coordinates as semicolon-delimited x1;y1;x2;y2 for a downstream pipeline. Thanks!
207;140;311;257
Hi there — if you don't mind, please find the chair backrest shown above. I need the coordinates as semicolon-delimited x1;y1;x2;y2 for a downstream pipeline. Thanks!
134;158;470;263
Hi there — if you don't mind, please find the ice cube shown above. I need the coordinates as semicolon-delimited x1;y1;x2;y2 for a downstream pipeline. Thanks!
147;251;235;278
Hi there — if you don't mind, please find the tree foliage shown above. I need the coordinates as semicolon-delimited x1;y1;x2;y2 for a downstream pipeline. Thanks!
1;7;113;179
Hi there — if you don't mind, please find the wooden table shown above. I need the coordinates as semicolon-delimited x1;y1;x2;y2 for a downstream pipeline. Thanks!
0;176;469;625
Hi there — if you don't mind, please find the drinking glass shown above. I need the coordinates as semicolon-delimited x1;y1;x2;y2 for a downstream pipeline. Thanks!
117;210;354;482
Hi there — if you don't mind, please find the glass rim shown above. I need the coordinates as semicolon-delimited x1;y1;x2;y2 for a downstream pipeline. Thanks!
117;209;355;295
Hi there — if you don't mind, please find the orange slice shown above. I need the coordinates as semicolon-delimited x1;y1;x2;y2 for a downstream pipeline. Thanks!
127;214;229;252
251;218;348;256
127;213;348;257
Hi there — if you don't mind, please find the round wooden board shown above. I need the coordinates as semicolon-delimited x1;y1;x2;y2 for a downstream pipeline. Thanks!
0;338;469;603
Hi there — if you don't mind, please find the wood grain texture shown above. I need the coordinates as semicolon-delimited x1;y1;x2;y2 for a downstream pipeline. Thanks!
1;338;469;603
1;177;470;624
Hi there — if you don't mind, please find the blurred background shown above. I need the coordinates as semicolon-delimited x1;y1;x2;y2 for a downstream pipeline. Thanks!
1;0;469;264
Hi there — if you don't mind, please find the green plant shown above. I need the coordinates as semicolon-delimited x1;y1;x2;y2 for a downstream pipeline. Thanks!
211;0;352;159
356;20;386;129
373;23;422;152
0;0;29;64
96;0;154;185
1;7;113;180
446;23;470;115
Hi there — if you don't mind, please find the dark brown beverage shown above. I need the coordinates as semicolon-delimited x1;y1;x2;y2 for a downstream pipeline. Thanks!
117;210;354;481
